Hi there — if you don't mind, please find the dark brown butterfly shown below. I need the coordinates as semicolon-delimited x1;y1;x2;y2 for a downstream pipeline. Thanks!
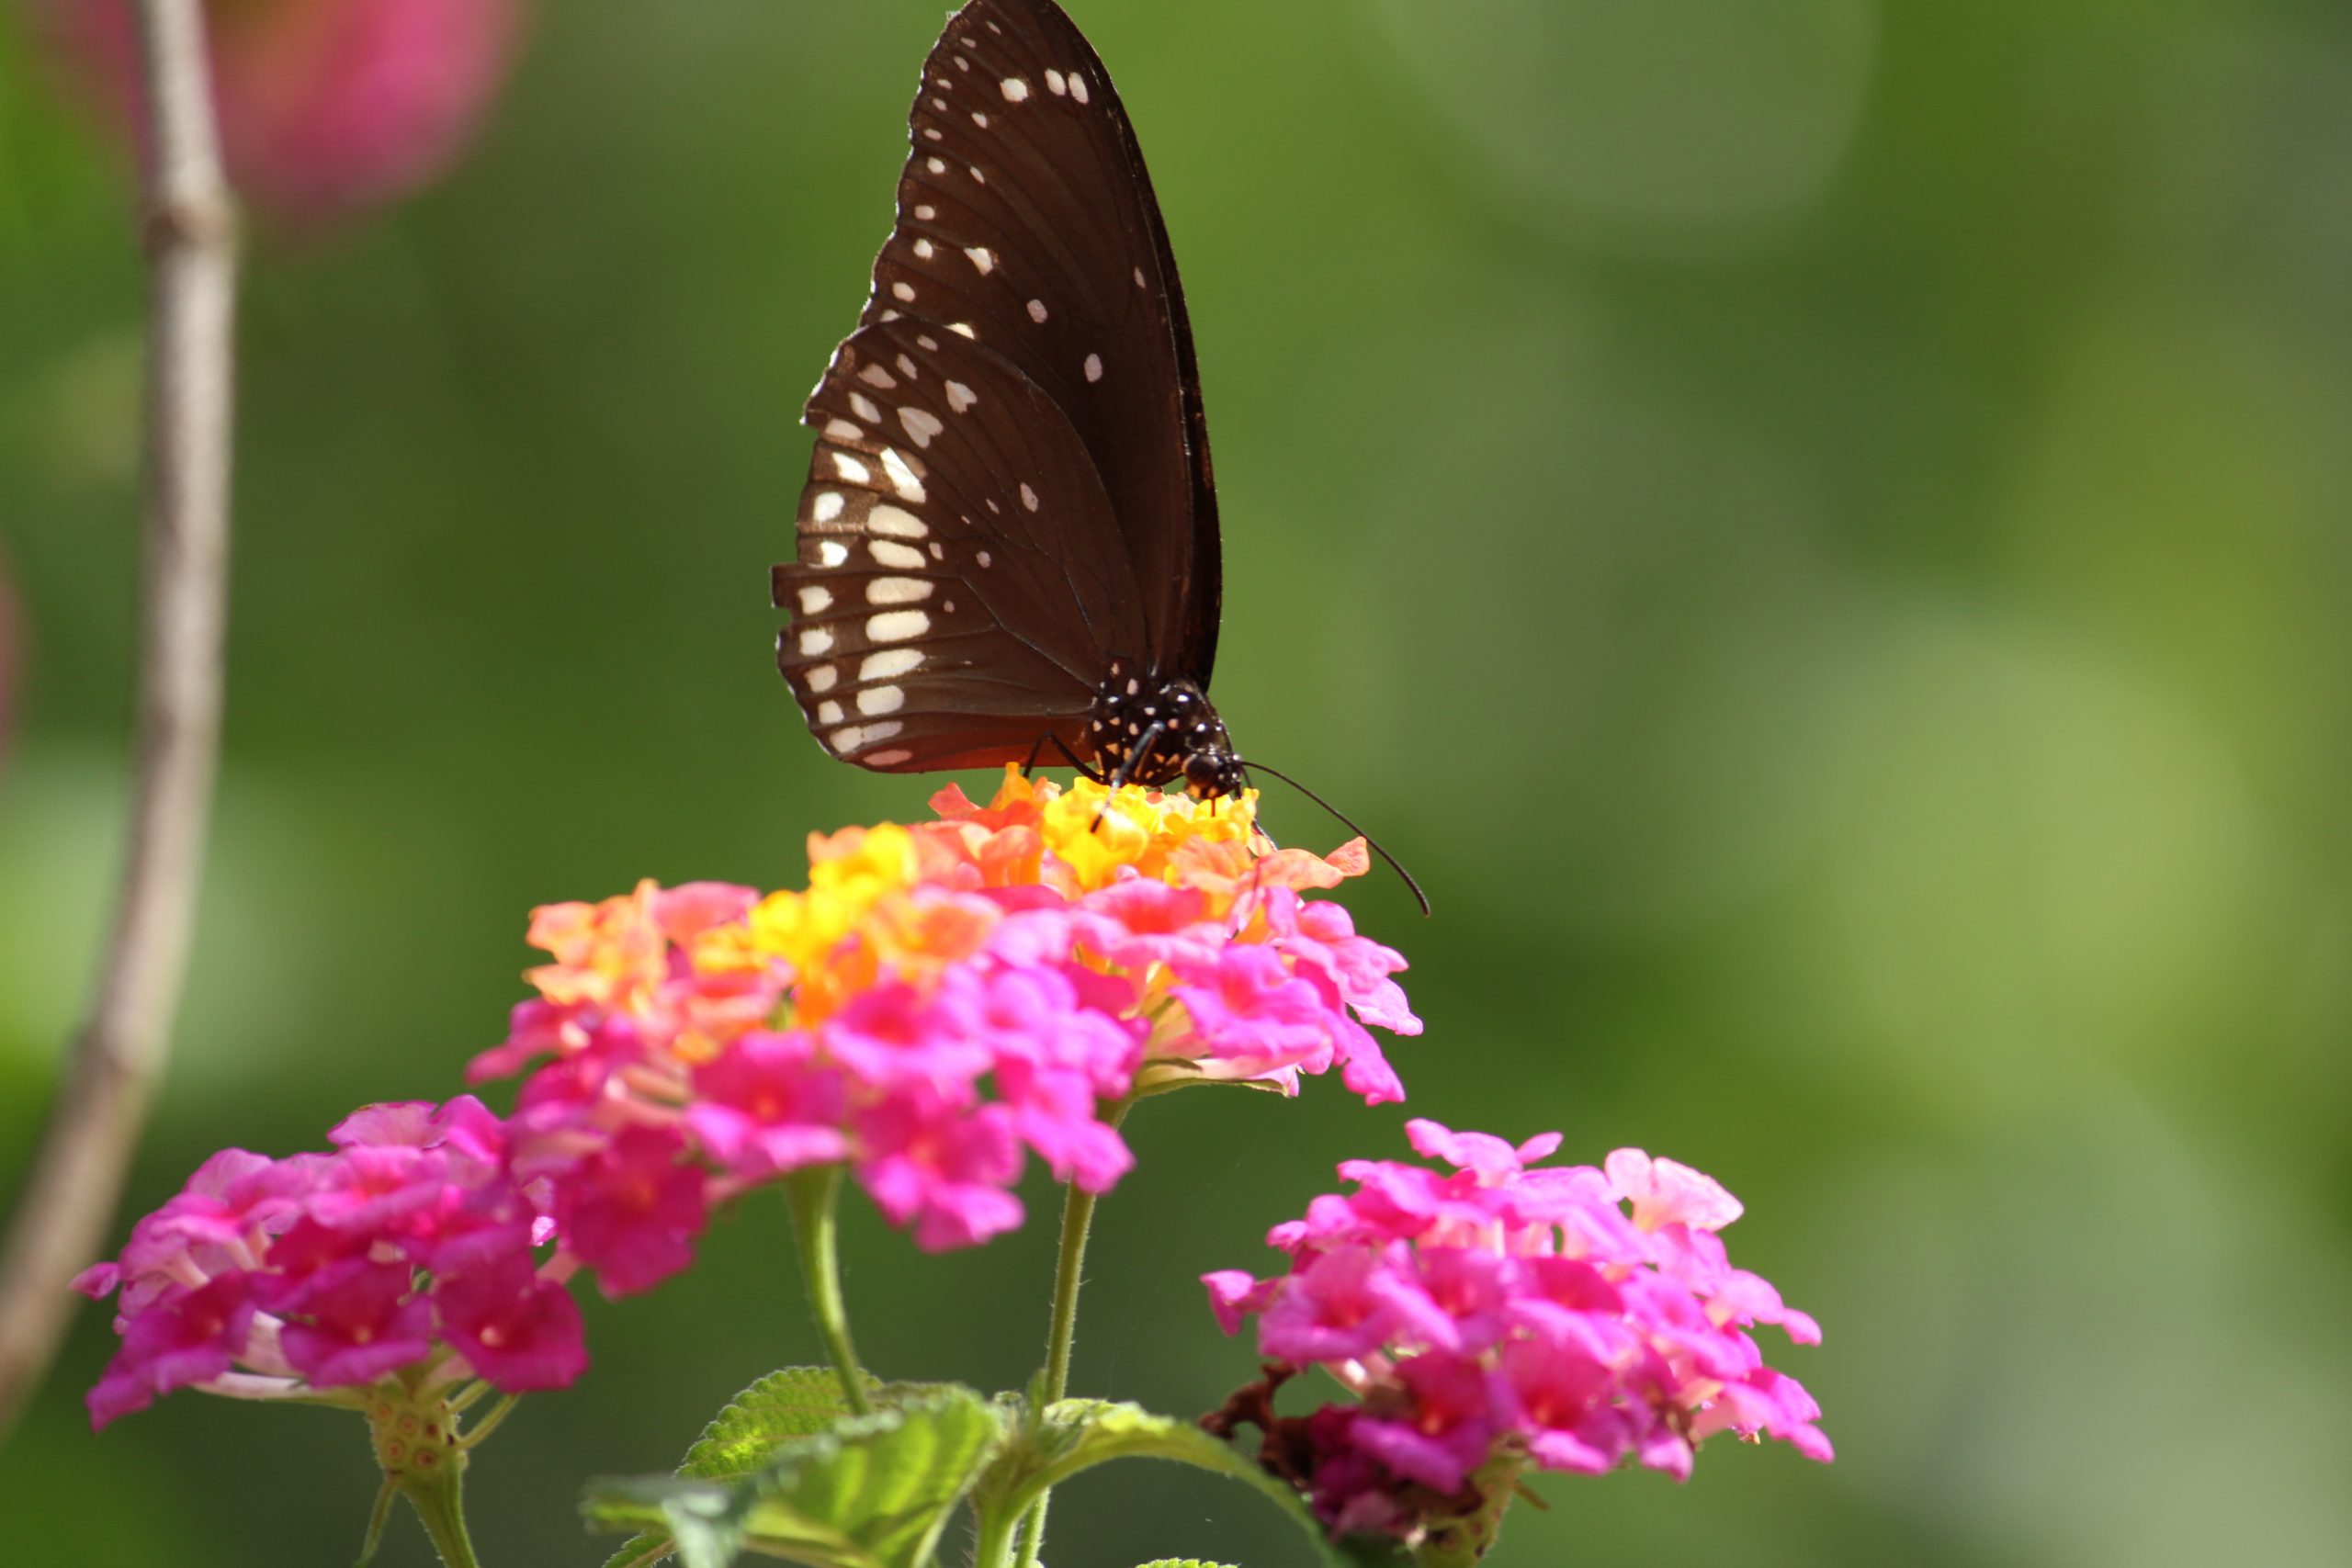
771;0;1244;800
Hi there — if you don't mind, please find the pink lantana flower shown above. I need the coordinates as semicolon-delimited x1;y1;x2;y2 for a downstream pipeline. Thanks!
552;1123;707;1299
467;769;1419;1252
1204;1121;1829;1548
431;1252;587;1392
36;0;528;224
77;1095;585;1430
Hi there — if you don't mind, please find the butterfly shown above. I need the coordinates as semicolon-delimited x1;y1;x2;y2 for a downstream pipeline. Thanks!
770;0;1244;801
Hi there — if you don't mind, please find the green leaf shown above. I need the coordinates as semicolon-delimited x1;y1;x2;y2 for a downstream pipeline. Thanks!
599;1366;883;1568
683;1367;888;1483
1003;1400;1344;1566
1130;1060;1290;1100
585;1384;1005;1568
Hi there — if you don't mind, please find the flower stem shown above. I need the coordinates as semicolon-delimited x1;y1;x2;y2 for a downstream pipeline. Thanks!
366;1385;481;1566
785;1165;871;1416
972;1499;1023;1568
398;1466;483;1568
0;0;238;1442
1013;1100;1132;1568
458;1393;518;1450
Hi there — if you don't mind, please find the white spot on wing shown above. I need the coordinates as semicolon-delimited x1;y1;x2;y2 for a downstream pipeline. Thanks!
1027;299;1048;323
867;577;933;604
861;649;922;681
799;628;834;655
881;447;927;503
1020;483;1040;512
1046;69;1067;96
968;165;986;185
797;586;832;614
867;504;928;538
811;491;845;524
866;611;930;643
850;392;882;423
976;549;992;569
1069;74;1091;104
965;245;995;275
858;685;907;716
891;281;916;302
834;719;904;752
868;539;925;570
832;452;872;483
944;380;977;413
1001;77;1029;102
913;238;935;259
824;420;863;444
896;354;919;379
949;321;977;339
927;156;947;174
857;363;898;389
817;700;843;725
972;112;990;129
1134;265;1148;288
817;540;849;567
865;748;914;766
1084;353;1103;382
915;204;936;220
805;664;838;693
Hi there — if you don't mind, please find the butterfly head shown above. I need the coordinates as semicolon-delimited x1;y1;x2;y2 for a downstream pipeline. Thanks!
1090;661;1244;801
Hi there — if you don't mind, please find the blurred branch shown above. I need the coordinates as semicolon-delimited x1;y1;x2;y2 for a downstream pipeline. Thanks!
0;0;237;1438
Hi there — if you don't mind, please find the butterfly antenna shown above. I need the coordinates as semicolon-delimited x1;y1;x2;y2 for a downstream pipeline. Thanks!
1240;760;1430;917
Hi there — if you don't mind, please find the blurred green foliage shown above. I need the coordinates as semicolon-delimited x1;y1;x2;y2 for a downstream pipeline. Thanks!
5;1;2350;1564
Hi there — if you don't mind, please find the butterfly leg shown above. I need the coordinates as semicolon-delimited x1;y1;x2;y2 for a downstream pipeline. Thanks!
1023;731;1104;784
1091;720;1170;833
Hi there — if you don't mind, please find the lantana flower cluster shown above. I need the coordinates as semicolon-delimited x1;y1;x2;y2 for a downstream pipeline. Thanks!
1203;1121;1830;1540
76;1096;583;1428
468;770;1417;1257
80;772;1419;1427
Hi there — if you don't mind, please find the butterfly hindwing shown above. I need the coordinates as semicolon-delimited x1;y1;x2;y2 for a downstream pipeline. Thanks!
777;315;1138;771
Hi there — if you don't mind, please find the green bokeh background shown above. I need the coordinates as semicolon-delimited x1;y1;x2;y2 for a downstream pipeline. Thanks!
6;1;2350;1563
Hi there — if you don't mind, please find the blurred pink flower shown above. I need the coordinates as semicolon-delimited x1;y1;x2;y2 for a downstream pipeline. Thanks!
36;0;527;224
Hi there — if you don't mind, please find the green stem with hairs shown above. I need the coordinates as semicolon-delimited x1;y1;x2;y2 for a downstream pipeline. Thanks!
1012;1098;1133;1567
397;1467;482;1568
786;1165;872;1416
